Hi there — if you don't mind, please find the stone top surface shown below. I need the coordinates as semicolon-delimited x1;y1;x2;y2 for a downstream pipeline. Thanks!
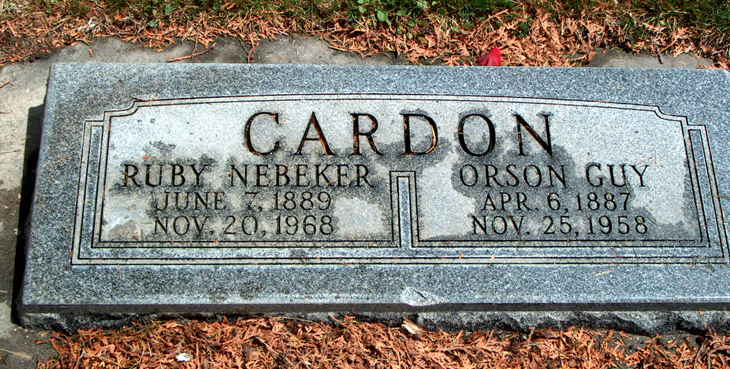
19;63;730;330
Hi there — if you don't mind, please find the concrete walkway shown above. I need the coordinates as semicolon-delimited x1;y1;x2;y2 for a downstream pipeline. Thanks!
0;35;714;368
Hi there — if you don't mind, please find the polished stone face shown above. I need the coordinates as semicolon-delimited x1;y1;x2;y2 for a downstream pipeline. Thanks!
19;63;730;332
81;96;707;262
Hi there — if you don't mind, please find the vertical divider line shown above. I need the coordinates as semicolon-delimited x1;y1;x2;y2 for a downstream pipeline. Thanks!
398;176;412;249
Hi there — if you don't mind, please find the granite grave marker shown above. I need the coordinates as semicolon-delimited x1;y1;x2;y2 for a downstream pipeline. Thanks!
19;63;730;332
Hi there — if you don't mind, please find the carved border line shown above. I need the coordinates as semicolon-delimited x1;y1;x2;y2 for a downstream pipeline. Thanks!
71;95;727;265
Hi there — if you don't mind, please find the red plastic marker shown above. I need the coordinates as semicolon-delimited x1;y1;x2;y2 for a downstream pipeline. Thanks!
477;47;502;66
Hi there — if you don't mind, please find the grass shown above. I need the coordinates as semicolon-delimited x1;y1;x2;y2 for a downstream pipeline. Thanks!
69;0;730;46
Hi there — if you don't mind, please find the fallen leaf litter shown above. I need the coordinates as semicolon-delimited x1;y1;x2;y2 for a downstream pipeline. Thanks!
36;316;730;368
0;0;727;69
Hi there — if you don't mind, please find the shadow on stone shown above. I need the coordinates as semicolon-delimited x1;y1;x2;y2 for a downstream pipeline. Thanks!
11;104;43;324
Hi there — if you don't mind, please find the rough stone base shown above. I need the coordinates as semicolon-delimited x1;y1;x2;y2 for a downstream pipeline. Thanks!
21;310;730;336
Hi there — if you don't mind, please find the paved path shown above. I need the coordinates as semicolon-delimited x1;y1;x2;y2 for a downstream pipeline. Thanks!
0;35;714;368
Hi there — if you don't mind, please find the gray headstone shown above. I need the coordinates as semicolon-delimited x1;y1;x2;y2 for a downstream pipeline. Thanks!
19;63;730;333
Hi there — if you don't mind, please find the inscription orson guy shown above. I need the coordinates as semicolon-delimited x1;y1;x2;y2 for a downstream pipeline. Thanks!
73;95;718;264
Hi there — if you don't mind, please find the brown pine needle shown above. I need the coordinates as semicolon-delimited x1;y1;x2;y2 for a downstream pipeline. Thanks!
35;317;730;369
167;47;213;62
1;0;727;69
